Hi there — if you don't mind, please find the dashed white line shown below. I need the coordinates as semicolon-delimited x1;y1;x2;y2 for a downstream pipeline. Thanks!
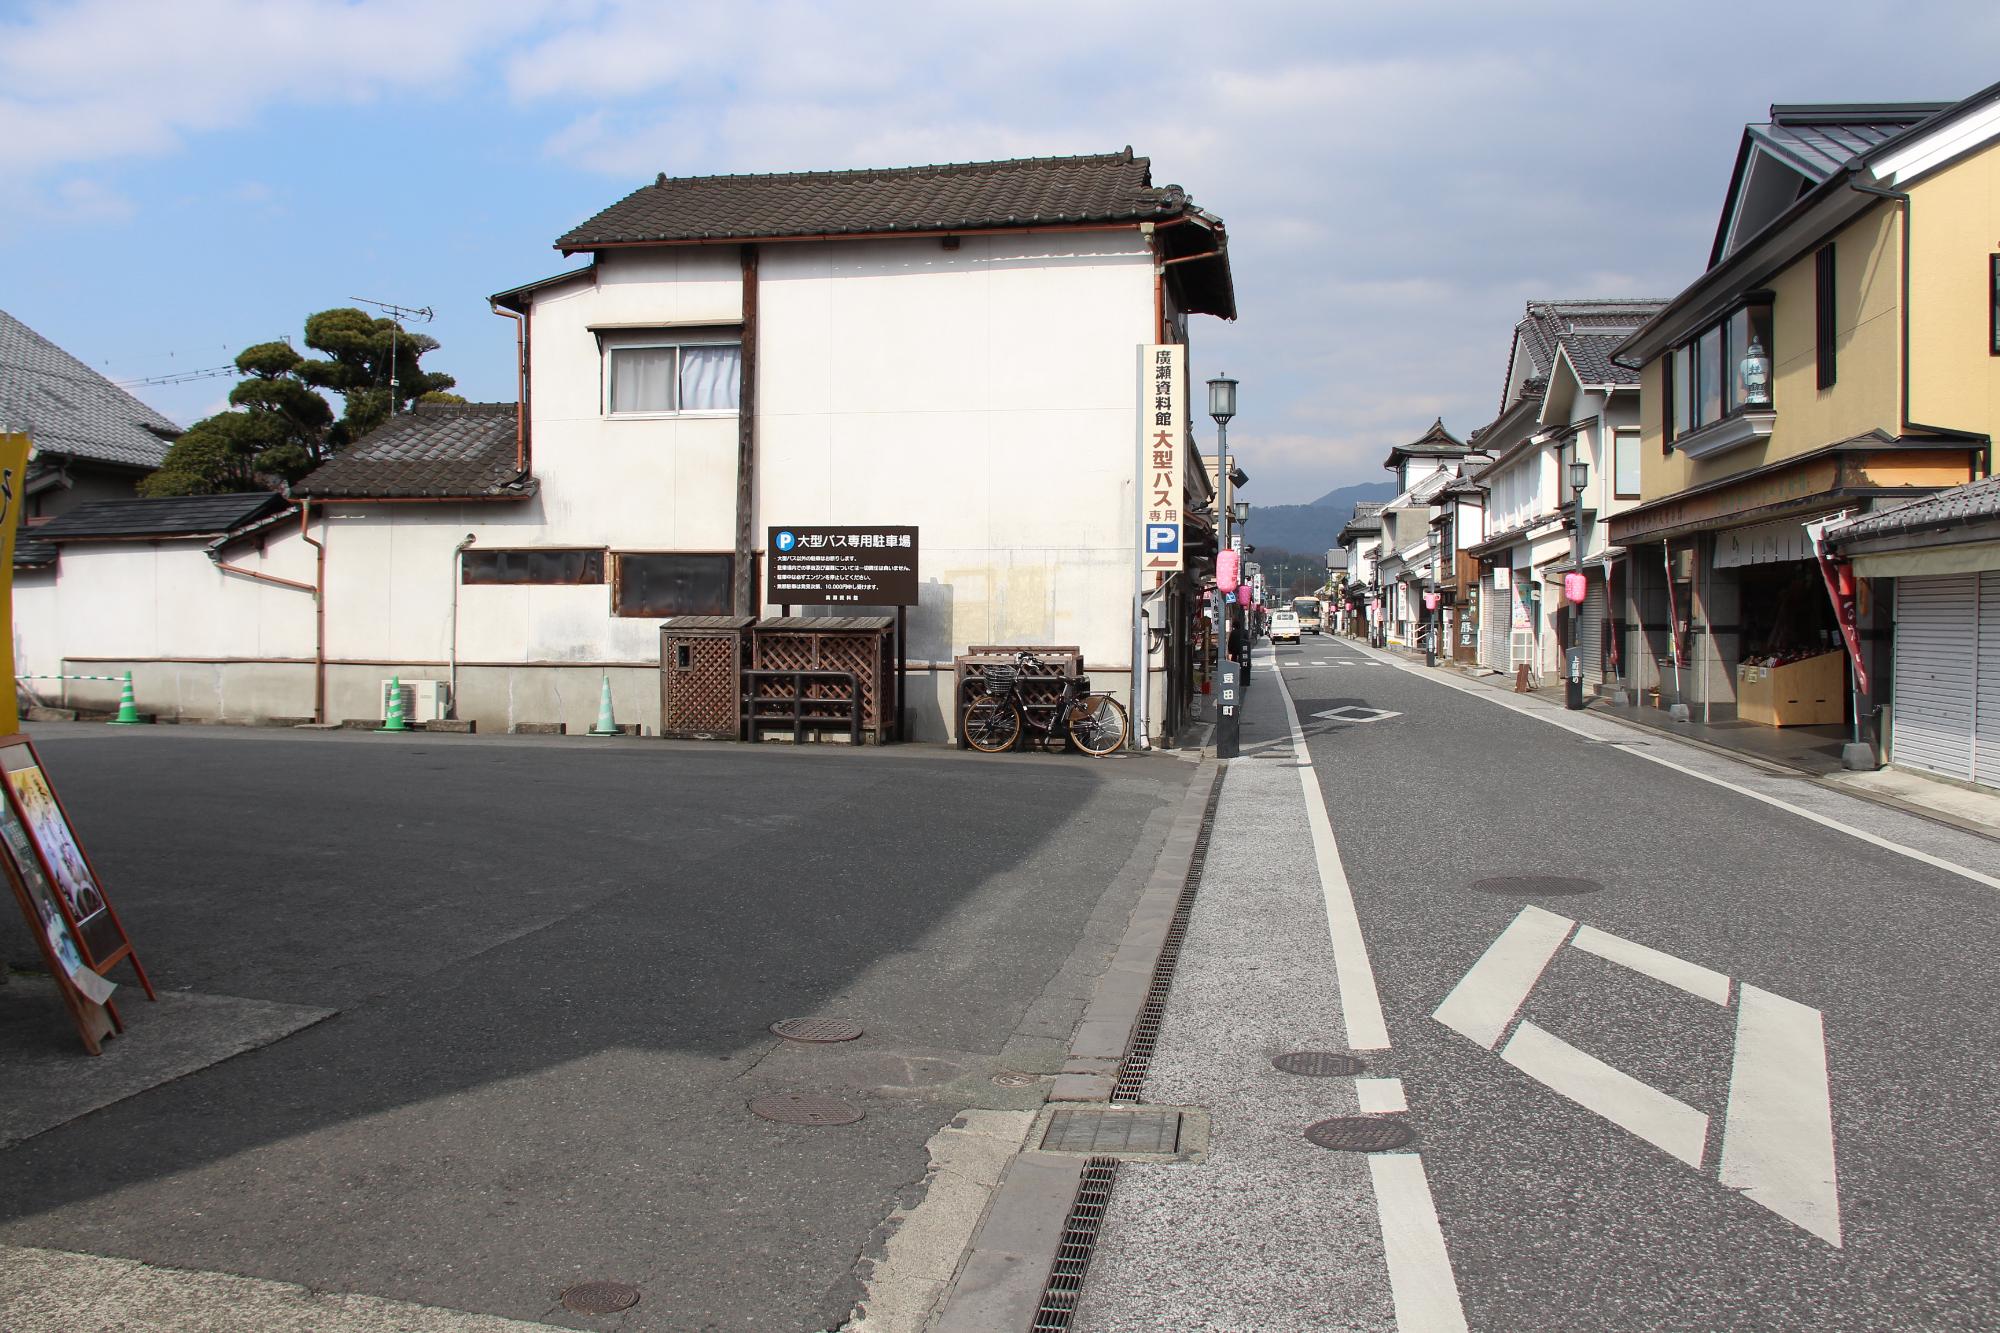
1356;1077;1408;1114
1369;1154;1470;1333
1269;650;1467;1331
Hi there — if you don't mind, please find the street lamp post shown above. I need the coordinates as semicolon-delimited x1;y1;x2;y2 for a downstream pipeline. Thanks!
1567;457;1589;710
1208;373;1239;759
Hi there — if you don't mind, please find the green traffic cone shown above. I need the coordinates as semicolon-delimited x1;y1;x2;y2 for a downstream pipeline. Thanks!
108;671;145;725
588;674;621;736
377;676;411;732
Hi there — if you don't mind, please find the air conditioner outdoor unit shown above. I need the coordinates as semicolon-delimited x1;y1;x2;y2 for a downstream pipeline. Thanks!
380;678;449;722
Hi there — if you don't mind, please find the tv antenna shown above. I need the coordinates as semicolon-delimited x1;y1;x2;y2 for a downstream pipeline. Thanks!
349;297;435;415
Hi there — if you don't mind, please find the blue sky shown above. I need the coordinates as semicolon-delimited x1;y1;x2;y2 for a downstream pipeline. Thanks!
5;0;1997;502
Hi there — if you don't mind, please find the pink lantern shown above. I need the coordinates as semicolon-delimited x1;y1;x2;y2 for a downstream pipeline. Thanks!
1563;571;1588;605
1217;549;1240;594
1423;591;1440;611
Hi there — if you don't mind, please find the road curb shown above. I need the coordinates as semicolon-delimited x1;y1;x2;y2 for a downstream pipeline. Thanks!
928;756;1221;1330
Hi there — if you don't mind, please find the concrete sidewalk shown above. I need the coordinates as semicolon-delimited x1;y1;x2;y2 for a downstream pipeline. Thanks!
1071;650;1407;1331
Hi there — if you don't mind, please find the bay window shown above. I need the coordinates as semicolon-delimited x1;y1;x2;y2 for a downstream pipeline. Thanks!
1666;294;1774;448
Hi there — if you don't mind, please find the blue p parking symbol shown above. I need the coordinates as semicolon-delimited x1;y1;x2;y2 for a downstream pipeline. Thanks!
1145;524;1179;555
775;530;797;553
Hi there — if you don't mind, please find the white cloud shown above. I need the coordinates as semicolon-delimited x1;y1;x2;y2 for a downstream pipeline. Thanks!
0;0;557;173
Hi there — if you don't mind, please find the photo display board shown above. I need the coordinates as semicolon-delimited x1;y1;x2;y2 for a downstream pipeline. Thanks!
767;526;919;606
0;734;151;1052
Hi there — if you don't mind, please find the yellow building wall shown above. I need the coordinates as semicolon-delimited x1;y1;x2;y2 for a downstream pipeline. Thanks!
1908;137;2000;441
1638;204;1903;502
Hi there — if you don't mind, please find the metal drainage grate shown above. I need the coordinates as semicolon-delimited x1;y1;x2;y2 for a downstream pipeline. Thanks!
560;1281;641;1314
1031;1156;1119;1331
1303;1116;1416;1153
1471;875;1604;897
747;1093;863;1126
1111;771;1226;1103
1273;1051;1366;1077
770;1017;863;1043
1042;1107;1181;1155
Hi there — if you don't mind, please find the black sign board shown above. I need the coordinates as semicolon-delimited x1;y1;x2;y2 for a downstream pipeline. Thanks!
767;526;919;606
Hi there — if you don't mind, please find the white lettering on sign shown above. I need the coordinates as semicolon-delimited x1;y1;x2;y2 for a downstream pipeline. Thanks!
1140;344;1184;575
1433;907;1841;1246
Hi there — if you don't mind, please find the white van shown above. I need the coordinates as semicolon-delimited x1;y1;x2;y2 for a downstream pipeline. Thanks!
1269;609;1302;644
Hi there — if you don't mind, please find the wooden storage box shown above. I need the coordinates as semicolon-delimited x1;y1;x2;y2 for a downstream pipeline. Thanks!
1736;649;1845;727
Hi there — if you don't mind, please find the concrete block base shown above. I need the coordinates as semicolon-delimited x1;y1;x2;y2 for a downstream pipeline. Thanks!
509;722;567;735
1670;703;1693;722
1842;741;1880;771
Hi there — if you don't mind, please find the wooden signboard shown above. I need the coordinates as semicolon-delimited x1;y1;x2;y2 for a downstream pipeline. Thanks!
0;734;152;1053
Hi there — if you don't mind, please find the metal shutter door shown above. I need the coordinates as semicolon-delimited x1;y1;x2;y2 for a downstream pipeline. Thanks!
1482;575;1510;669
1976;575;2000;789
1894;575;1976;781
1580;577;1608;685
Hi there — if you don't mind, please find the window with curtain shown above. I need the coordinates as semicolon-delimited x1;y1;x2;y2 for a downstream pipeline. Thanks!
1614;428;1641;498
606;340;742;416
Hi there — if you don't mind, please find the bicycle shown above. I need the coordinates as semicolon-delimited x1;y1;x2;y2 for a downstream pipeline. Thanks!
962;652;1129;756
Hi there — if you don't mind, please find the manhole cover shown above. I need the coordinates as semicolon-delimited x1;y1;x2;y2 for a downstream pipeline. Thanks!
748;1093;864;1126
770;1017;863;1043
1273;1051;1366;1077
1304;1116;1415;1152
560;1281;640;1314
1471;875;1604;897
991;1070;1045;1087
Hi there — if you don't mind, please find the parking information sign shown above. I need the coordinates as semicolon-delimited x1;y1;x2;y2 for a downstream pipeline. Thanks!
767;526;920;606
1140;344;1185;578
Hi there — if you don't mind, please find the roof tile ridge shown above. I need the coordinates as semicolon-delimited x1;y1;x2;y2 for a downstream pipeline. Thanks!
649;149;1143;189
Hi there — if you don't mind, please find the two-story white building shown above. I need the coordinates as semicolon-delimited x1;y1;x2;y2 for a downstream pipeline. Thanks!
14;151;1237;742
1466;300;1662;685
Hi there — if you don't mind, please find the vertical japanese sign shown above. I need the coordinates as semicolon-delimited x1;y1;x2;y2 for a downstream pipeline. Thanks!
0;433;27;735
1140;344;1184;578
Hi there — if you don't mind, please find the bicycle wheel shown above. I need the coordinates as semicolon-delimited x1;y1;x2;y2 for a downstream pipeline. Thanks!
963;697;1023;752
1066;695;1128;756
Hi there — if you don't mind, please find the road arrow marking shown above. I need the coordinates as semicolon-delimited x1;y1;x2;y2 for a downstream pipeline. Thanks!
1435;909;1842;1246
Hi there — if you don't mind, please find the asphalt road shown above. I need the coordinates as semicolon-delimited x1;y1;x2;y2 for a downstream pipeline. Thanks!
1274;638;2000;1330
0;726;1191;1332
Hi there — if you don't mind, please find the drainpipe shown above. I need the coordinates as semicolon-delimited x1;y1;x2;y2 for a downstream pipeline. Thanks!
449;532;476;717
300;501;326;723
490;303;530;474
1846;177;1994;473
206;501;326;722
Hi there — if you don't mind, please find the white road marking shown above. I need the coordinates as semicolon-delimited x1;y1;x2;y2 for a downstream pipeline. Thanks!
1356;1077;1408;1114
1502;1021;1711;1169
1313;705;1404;723
1271;658;1392;1052
1350;641;2000;894
1571;925;1732;1006
1270;651;1468;1331
1431;906;1575;1050
1721;986;1843;1247
1368;1154;1470;1333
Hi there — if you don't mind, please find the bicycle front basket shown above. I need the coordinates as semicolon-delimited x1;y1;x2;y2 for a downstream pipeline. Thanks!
980;664;1017;697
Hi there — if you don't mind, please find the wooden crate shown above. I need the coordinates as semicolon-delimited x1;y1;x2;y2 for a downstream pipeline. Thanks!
1736;649;1845;727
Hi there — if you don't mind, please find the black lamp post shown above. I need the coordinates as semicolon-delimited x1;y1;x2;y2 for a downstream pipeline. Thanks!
1567;457;1589;710
1208;373;1240;758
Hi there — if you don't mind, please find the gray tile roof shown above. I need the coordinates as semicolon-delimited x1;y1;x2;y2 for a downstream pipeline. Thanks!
291;402;533;500
14;538;57;568
559;150;1187;249
1748;105;1950;184
1829;475;2000;544
35;491;288;541
1509;300;1667;402
0;309;179;470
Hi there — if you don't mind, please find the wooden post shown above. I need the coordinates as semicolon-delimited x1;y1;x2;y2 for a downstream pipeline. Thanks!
735;245;759;616
896;606;908;742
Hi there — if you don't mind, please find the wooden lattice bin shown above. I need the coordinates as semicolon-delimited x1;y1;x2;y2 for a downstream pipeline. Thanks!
750;617;897;744
659;617;754;740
